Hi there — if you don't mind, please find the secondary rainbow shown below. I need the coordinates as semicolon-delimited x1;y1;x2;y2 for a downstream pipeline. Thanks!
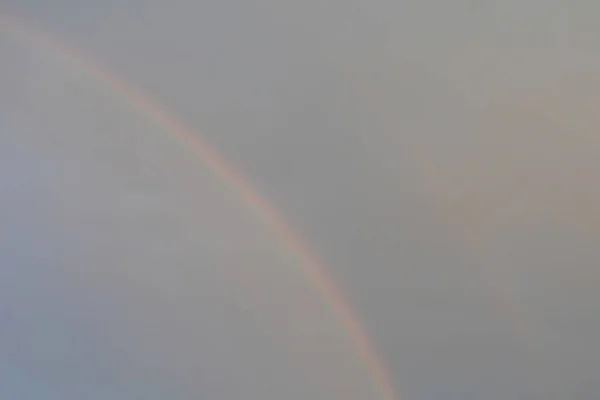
0;14;397;400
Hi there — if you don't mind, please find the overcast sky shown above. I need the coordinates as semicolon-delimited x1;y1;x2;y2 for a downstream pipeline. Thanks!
2;1;600;399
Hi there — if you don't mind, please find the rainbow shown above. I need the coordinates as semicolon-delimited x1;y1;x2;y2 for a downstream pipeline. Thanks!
0;14;397;400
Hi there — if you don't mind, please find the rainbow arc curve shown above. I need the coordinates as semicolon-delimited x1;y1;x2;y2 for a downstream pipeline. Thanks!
0;14;397;400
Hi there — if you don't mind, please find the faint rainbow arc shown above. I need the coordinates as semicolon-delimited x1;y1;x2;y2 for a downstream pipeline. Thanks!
0;15;397;400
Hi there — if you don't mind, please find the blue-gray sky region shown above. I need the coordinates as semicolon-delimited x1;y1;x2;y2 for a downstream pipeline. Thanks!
3;1;600;399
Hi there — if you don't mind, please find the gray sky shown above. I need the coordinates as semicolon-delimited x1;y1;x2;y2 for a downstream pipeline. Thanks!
2;1;600;399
